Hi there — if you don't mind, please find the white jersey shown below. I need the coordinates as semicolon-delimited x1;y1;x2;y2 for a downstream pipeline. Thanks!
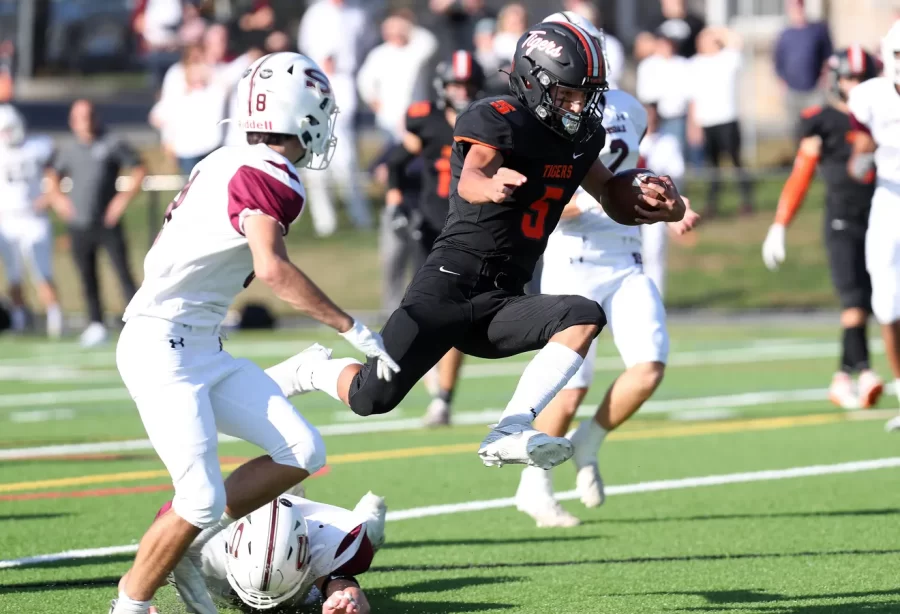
550;90;648;258
848;77;900;190
0;136;54;221
200;495;370;608
124;144;306;328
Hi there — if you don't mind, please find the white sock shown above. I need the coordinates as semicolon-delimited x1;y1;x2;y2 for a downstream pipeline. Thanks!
112;592;151;614
46;304;63;337
570;418;608;467
10;307;25;331
191;511;235;553
498;342;583;428
895;379;900;407
520;465;553;497
309;357;362;402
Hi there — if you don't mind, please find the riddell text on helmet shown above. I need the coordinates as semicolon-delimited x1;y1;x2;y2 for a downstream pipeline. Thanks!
238;119;274;130
522;31;563;58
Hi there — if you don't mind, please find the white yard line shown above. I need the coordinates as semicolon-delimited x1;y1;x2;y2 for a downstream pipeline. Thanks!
3;456;899;569
0;338;884;410
3;383;896;460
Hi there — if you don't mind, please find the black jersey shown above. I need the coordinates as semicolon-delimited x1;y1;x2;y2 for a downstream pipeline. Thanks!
405;100;456;232
800;104;875;223
433;95;606;278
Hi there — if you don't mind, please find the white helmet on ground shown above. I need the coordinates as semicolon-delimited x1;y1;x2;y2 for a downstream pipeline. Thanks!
543;11;611;79
0;104;25;147
230;52;338;170
224;497;315;610
882;21;900;84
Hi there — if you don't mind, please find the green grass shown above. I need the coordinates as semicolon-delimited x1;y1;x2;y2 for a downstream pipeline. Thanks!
1;322;900;613
2;173;839;317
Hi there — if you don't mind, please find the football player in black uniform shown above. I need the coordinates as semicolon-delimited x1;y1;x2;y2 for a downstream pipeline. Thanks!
762;44;883;409
280;21;686;470
384;50;486;427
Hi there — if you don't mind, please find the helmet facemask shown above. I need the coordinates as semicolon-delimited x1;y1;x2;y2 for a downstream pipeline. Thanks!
298;105;339;170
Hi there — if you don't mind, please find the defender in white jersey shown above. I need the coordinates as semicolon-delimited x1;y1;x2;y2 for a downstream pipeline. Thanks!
0;105;63;336
848;22;900;425
122;490;385;614
514;85;699;527
111;53;399;614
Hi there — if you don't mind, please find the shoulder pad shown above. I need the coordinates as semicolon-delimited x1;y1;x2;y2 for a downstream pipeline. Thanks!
407;101;432;118
801;105;823;119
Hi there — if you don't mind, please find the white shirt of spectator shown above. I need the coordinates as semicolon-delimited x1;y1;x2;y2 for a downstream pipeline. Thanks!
636;54;691;119
689;48;742;127
298;0;370;77
0;136;54;220
124;144;306;328
142;0;183;48
356;26;437;140
550;90;648;252
848;76;900;188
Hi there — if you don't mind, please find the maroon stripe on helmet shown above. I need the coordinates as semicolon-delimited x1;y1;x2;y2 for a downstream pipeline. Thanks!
554;21;594;78
260;500;279;592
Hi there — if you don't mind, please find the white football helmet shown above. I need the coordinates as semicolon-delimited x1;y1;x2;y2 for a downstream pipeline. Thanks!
0;104;25;147
224;498;315;610
229;52;338;170
543;11;611;79
882;21;900;84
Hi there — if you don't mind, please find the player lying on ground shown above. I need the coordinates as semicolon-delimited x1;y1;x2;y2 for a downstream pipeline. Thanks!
0;104;63;337
512;9;700;528
110;52;399;614
114;489;385;614
383;50;486;427
269;21;686;473
762;45;884;410
847;23;900;428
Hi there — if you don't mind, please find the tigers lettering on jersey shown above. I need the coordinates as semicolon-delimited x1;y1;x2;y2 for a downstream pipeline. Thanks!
543;164;573;179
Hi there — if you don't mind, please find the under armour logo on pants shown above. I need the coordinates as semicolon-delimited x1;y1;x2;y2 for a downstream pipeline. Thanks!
169;337;185;349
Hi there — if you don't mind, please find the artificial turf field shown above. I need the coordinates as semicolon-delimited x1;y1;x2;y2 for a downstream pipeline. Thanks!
1;321;900;613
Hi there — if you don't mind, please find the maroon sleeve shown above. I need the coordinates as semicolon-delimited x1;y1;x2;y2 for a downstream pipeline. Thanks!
849;113;872;135
331;524;374;576
227;165;304;236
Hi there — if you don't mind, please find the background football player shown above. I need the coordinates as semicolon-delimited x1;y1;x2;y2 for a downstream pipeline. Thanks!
117;489;385;614
513;10;700;528
0;104;64;337
848;23;900;428
762;45;883;410
277;21;686;472
384;50;485;427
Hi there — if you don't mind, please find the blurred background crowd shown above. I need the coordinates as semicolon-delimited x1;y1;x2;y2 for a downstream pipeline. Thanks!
0;0;897;343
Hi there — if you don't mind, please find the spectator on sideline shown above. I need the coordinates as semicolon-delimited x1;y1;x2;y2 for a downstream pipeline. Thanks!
492;3;528;62
46;101;145;348
774;0;833;140
473;18;506;96
298;0;374;236
0;40;14;102
651;0;706;58
150;44;229;175
427;0;491;57
637;23;692;174
688;26;754;217
131;0;184;90
357;10;438;142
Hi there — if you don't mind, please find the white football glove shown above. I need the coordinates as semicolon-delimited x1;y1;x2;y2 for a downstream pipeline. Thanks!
762;223;786;271
340;320;401;381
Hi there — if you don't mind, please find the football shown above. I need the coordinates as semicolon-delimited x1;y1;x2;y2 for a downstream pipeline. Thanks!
602;168;661;226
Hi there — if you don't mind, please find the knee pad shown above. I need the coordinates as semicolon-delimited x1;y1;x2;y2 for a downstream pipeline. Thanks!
172;465;226;529
559;295;606;332
269;421;327;475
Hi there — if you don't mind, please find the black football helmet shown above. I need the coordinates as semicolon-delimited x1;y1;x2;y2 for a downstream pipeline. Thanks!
434;50;486;114
827;44;879;100
509;21;608;142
